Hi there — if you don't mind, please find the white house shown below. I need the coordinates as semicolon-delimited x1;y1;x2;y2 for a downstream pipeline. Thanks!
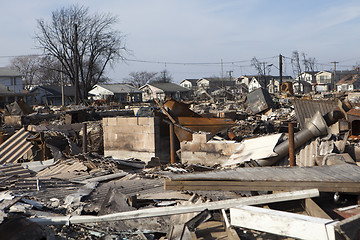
89;83;142;103
180;79;198;90
336;74;360;92
139;82;190;101
295;71;318;84
235;75;258;86
0;67;23;93
314;71;333;92
248;77;262;92
197;77;234;94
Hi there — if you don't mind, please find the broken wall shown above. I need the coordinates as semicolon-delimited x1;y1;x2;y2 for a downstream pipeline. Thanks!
180;132;241;165
103;116;170;163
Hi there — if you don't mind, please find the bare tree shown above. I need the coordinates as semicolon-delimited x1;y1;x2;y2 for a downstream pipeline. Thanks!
35;5;127;101
251;57;270;87
124;71;158;87
302;53;317;72
154;69;173;83
10;55;42;89
291;51;302;77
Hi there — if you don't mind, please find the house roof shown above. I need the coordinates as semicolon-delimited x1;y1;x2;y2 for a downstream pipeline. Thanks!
336;74;360;85
31;85;76;97
0;67;22;77
143;82;190;92
97;84;142;93
272;76;293;80
180;79;198;85
198;77;234;83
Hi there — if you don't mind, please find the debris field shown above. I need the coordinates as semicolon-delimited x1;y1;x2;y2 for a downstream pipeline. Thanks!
2;89;360;240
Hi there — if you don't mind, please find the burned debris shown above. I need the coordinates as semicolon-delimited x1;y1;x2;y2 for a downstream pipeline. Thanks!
0;89;360;240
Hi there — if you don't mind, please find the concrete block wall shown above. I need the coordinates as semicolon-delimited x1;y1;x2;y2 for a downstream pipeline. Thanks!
181;132;241;165
103;116;161;162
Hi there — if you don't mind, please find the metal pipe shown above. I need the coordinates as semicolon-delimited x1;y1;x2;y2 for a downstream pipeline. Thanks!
273;111;329;161
170;123;175;164
288;122;295;166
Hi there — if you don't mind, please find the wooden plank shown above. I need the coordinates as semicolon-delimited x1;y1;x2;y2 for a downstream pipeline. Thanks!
230;206;337;240
164;179;360;193
304;198;332;219
29;189;319;225
167;165;360;182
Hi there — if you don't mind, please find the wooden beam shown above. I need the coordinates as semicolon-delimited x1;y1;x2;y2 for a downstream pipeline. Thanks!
29;189;319;225
230;206;337;240
304;198;332;219
164;179;360;193
221;209;241;240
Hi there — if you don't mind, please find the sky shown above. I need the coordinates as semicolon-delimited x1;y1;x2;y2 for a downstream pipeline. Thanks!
1;0;360;83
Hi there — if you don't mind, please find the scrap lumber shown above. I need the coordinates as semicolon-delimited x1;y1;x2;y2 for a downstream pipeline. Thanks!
164;164;360;193
230;206;337;240
303;198;332;219
29;188;319;225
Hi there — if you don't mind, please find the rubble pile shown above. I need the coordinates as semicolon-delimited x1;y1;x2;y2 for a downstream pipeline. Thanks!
1;91;360;239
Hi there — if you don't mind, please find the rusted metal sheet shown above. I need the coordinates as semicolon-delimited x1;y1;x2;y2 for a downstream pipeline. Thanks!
292;99;339;129
0;128;33;165
163;99;200;118
175;117;235;142
343;109;360;140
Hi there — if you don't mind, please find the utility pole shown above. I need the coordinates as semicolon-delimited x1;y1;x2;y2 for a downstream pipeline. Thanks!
279;54;283;87
74;24;80;105
262;62;267;88
331;61;339;91
221;59;224;88
228;70;233;81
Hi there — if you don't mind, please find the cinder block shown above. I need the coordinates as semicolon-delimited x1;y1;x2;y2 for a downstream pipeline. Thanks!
106;117;117;126
137;117;155;126
181;142;201;152
200;143;218;153
192;132;212;143
142;125;155;134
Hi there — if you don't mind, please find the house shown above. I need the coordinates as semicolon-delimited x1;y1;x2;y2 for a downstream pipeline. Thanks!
89;83;142;103
296;71;318;84
180;79;198;91
235;75;258;86
312;70;359;92
267;76;293;94
0;83;26;107
336;74;360;92
248;77;262;92
27;85;76;105
196;77;234;94
292;80;312;94
140;82;190;101
0;67;23;93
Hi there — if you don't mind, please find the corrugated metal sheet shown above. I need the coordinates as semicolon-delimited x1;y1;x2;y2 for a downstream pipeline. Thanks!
0;128;33;164
36;159;89;180
83;178;165;212
0;163;33;189
296;138;319;167
292;99;338;129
